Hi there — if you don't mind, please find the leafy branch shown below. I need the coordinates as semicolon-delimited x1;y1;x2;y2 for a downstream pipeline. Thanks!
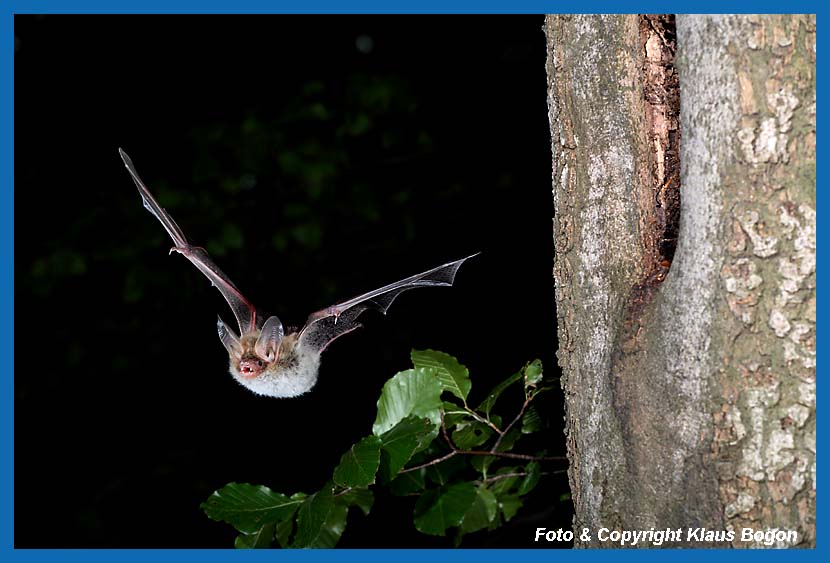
399;409;564;475
201;350;564;547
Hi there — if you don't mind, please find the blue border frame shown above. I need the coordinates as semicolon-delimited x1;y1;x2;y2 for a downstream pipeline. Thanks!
2;1;822;562
1;1;826;13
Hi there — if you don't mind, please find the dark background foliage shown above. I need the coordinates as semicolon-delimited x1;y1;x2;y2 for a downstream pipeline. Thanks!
15;14;568;547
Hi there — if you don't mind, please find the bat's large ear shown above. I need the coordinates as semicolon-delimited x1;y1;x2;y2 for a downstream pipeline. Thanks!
217;316;241;356
255;316;284;363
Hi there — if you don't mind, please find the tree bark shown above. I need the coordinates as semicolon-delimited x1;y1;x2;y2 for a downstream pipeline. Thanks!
545;14;815;548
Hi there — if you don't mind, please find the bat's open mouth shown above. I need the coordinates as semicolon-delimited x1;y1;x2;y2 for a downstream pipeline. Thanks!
239;358;265;379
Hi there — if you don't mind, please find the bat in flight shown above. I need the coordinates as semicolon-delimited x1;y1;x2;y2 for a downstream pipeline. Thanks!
119;149;475;398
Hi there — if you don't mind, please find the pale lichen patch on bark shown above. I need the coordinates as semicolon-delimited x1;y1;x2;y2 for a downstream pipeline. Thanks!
768;308;791;337
721;258;764;324
725;492;757;518
769;201;815;371
736;209;779;257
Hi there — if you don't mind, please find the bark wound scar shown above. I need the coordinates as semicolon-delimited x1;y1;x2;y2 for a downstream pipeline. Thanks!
614;16;681;330
641;14;681;284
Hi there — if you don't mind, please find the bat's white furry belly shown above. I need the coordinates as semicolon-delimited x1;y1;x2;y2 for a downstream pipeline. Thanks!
229;344;321;398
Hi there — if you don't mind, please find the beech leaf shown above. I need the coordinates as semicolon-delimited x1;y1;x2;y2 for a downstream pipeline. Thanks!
292;486;334;548
460;487;498;533
201;483;303;534
373;368;443;436
333;436;382;488
413;482;477;536
379;415;434;479
411;349;471;401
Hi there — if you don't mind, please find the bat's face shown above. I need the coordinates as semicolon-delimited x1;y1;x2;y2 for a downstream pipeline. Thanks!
218;314;286;376
232;334;271;380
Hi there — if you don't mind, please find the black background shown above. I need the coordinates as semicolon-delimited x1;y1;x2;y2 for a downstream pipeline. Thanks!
15;15;569;548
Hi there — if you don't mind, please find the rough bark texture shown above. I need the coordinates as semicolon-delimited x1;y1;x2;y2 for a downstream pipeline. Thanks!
545;14;815;548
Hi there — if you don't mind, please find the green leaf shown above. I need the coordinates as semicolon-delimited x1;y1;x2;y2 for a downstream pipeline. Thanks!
495;427;522;453
471;454;495;476
523;359;543;388
460;487;498;534
451;420;493;450
490;467;521;495
425;454;467;486
411;349;471;402
379;450;400;483
305;502;348;548
336;487;374;516
273;492;306;547
477;370;522;417
293;486;334;548
498;494;522;522
389;469;426;496
518;462;541;495
373;368;443;436
333;436;382;488
201;483;304;533
521;405;542;434
379;416;434;480
235;523;274;549
274;516;295;547
413;482;477;536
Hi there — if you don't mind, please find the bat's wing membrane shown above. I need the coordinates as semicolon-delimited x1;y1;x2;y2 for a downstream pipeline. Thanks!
120;149;258;335
298;254;476;353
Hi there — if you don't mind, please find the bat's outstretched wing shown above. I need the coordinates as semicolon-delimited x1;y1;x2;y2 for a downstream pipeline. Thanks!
298;254;477;353
119;148;259;336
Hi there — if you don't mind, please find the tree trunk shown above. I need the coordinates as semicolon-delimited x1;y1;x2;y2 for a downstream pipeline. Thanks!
545;14;815;548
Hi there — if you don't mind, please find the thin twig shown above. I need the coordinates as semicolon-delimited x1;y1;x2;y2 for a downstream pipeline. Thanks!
463;407;504;435
333;486;353;498
476;469;568;486
397;448;564;475
440;410;455;449
457;450;565;462
490;396;531;453
399;403;565;476
398;450;458;474
478;471;530;484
